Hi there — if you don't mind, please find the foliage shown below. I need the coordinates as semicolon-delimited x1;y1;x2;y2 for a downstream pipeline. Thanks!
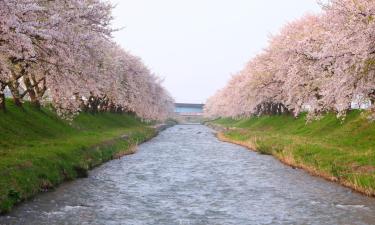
0;0;174;121
205;0;375;119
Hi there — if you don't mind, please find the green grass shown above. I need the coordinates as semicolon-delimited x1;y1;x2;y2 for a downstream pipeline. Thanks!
0;101;156;213
210;110;375;195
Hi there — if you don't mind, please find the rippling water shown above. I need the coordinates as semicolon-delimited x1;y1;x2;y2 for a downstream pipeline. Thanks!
1;125;375;225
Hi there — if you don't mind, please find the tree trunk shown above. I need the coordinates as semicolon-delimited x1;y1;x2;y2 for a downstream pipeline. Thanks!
74;93;86;111
369;90;375;106
8;81;22;107
9;66;26;108
23;76;40;108
88;94;100;113
116;106;123;113
0;91;5;111
31;74;47;100
108;102;116;113
0;83;6;111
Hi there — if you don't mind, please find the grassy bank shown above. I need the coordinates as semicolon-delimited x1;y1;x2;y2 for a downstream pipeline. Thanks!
0;101;156;214
209;110;375;196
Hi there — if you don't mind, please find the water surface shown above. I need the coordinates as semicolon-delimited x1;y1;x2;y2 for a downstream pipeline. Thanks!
1;125;375;225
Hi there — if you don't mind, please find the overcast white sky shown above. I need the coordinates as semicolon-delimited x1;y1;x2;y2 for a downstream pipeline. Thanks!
109;0;321;103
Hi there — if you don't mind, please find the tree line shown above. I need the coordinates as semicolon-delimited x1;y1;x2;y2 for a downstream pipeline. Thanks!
0;0;174;121
205;0;375;120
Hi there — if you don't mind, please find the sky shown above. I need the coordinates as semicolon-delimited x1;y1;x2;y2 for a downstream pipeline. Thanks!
109;0;322;104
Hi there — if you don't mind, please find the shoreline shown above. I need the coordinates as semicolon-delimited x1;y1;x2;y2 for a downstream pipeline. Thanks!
215;132;374;197
0;101;175;214
206;117;375;198
0;127;158;214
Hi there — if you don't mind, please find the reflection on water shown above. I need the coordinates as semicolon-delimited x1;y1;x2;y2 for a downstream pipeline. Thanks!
1;125;375;225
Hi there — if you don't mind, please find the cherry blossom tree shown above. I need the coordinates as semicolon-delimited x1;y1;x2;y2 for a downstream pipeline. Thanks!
0;0;174;121
205;0;375;120
317;0;375;117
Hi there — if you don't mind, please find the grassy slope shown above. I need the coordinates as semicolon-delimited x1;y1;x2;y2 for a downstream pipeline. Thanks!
0;101;155;213
211;110;375;196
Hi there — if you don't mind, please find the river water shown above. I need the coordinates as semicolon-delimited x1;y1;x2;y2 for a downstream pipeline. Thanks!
1;125;375;225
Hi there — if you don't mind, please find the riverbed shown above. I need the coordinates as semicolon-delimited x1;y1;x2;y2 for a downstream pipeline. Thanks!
1;125;375;225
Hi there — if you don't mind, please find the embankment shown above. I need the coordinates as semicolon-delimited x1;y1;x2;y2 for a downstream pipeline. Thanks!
0;102;157;214
207;110;375;196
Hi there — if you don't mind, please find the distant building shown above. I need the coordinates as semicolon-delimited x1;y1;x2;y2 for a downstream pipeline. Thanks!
174;103;204;116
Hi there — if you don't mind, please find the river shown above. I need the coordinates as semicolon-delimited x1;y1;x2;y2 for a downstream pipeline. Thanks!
1;125;375;225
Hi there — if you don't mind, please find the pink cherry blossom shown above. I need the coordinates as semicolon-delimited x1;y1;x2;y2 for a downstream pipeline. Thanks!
0;0;174;121
205;0;375;120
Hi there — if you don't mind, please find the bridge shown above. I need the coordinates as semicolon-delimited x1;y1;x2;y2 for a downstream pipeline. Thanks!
174;103;205;124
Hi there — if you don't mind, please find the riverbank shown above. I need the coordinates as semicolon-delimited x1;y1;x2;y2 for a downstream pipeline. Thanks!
207;110;375;196
0;102;157;214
